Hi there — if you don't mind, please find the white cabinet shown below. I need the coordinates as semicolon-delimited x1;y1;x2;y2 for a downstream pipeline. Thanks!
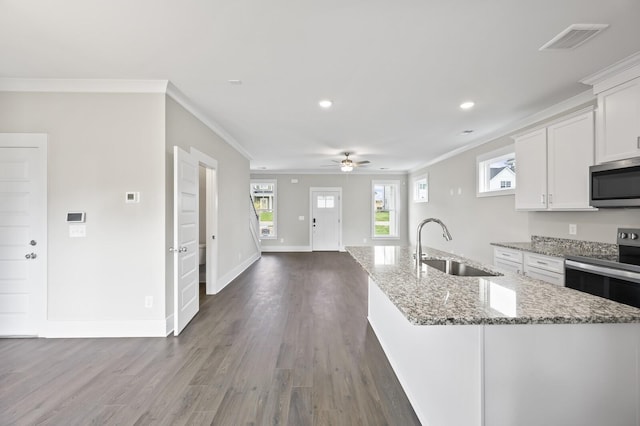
514;110;595;211
523;252;565;286
494;247;565;286
493;247;523;274
595;77;640;163
514;129;547;209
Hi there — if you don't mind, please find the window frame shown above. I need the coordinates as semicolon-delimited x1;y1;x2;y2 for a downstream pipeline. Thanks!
413;174;429;203
250;179;277;239
476;145;516;198
371;180;400;239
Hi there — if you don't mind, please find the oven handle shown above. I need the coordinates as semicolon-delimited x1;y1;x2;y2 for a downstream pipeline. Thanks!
565;260;640;284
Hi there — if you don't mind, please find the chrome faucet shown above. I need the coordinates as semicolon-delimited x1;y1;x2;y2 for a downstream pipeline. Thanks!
415;218;453;269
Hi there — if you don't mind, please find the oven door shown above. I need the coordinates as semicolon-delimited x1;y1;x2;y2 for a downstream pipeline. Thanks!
565;260;640;309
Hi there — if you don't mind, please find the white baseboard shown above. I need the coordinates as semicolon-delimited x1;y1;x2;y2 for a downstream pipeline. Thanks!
215;251;261;294
43;319;167;338
261;245;312;252
165;313;174;336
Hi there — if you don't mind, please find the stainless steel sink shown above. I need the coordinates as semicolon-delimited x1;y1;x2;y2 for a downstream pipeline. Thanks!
421;258;502;277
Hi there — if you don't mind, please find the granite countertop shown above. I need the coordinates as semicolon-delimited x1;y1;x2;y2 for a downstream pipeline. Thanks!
491;235;619;261
346;245;640;326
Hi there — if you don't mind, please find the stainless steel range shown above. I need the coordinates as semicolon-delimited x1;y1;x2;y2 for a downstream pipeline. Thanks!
565;228;640;309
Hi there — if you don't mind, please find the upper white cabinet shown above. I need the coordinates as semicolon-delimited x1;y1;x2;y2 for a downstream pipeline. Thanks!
595;77;640;163
514;109;595;211
581;53;640;164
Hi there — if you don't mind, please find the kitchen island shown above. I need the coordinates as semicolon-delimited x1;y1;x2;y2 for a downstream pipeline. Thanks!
347;246;640;426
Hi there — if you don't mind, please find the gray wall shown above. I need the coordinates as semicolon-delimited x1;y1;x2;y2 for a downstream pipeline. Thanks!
165;96;258;306
0;92;167;322
409;106;640;266
250;173;409;249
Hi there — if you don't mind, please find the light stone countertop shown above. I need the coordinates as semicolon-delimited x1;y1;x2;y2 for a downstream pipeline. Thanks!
346;245;640;326
491;235;618;261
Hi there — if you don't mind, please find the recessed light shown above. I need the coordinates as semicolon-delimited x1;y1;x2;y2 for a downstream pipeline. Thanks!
228;79;242;85
460;101;475;110
319;99;333;109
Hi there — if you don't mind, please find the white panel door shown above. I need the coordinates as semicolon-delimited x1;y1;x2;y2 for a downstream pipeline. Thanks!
173;146;199;336
0;134;47;336
311;190;340;251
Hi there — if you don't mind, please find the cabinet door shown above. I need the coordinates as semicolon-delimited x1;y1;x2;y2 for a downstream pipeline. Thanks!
547;111;595;210
515;129;547;210
596;77;640;163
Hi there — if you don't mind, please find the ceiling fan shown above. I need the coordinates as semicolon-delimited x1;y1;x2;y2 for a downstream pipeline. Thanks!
333;152;370;172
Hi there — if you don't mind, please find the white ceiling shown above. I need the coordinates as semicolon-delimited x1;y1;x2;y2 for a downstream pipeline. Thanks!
2;0;640;173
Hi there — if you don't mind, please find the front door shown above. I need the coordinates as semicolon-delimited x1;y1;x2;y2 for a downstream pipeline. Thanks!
0;134;47;336
173;146;199;336
311;190;341;251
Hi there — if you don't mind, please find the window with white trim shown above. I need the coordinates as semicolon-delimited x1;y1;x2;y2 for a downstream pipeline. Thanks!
413;175;428;203
372;180;399;238
477;145;516;197
250;180;277;238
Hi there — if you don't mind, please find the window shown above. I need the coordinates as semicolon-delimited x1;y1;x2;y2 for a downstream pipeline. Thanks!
250;180;276;238
477;145;516;197
316;195;335;209
372;180;399;238
413;175;429;203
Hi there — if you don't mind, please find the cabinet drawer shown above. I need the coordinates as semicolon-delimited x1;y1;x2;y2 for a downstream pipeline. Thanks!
523;266;565;286
495;258;522;274
524;252;564;274
494;247;523;263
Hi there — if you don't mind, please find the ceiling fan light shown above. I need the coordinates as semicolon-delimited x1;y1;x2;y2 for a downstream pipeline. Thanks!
341;164;353;172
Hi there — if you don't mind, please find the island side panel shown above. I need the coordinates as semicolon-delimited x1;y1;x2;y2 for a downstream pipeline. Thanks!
368;278;483;426
484;323;640;426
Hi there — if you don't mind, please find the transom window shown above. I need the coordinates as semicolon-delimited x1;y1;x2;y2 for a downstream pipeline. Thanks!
477;145;516;197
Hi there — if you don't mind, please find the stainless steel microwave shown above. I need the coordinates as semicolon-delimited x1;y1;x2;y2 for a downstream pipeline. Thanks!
590;156;640;207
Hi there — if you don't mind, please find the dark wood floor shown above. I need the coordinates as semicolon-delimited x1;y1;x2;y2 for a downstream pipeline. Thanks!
0;252;419;425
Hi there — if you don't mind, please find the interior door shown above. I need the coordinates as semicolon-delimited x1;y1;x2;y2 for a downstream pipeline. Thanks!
173;146;199;336
311;190;341;251
0;134;47;336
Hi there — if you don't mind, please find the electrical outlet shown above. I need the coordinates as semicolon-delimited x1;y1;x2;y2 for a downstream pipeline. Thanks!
280;238;284;243
145;296;153;308
363;238;368;243
569;224;577;235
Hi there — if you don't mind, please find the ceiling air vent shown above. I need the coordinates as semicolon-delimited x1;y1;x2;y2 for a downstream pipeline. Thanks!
539;24;609;51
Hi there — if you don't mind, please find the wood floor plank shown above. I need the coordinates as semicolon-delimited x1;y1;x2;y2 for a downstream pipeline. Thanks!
0;252;419;425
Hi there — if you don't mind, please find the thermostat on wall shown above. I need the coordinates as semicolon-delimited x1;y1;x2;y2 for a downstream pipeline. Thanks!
66;212;86;223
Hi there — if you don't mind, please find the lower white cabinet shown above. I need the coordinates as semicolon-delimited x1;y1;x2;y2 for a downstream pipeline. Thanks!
523;252;565;286
493;247;565;286
493;247;523;274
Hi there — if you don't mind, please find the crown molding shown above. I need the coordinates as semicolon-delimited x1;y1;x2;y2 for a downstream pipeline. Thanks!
580;51;640;93
0;78;169;93
408;89;595;174
0;78;252;161
165;82;251;160
250;169;407;176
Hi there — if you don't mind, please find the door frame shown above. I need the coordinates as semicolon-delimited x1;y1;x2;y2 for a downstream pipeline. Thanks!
309;187;343;251
189;148;218;295
0;134;48;336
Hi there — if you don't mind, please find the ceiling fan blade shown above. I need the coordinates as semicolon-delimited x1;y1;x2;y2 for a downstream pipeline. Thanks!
356;160;370;165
